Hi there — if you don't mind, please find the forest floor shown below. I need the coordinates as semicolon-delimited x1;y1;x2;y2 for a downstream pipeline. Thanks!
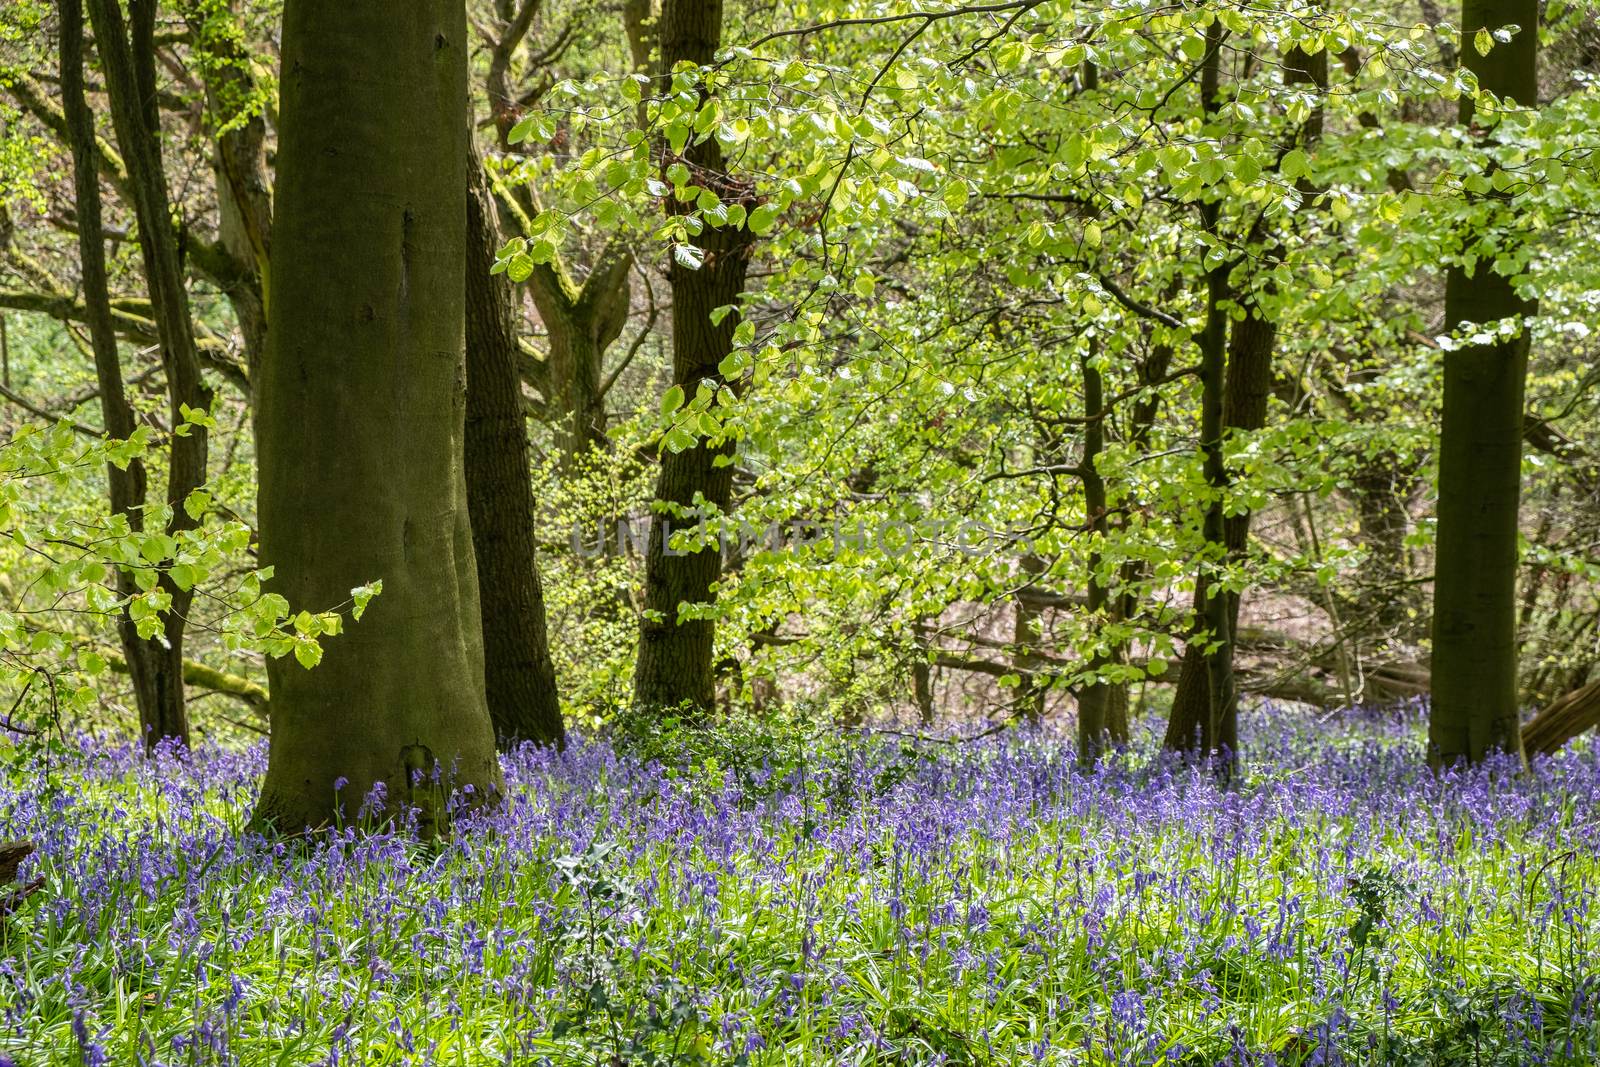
1;705;1596;1065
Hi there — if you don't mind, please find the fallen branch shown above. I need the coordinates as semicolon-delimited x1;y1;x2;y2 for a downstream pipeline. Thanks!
1521;675;1600;757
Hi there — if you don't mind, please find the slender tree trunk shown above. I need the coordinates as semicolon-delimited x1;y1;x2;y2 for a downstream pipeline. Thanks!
87;0;213;748
1012;553;1048;724
1077;347;1131;760
1160;23;1236;765
1163;29;1320;761
630;0;755;716
1428;0;1538;768
1350;461;1420;641
465;145;565;748
912;658;935;724
254;0;501;831
1163;291;1277;759
60;0;171;740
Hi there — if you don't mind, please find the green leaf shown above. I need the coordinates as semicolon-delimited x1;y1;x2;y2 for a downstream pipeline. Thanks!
350;579;382;621
293;637;323;670
748;203;781;235
661;385;686;416
507;114;539;144
672;243;705;271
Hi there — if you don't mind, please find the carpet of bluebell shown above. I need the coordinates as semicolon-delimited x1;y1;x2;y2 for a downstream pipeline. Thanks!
1;705;1597;1065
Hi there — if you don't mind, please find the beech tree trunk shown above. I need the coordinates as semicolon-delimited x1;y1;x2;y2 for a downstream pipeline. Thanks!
1161;24;1235;762
1428;0;1538;768
465;147;565;748
86;0;214;748
254;0;501;831
1077;59;1123;752
630;0;755;716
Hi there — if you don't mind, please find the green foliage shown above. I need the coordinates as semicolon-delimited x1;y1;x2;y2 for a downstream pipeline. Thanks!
0;415;376;737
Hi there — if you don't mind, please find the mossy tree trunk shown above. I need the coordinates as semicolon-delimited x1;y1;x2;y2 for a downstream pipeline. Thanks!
465;144;565;748
630;0;755;717
254;0;501;831
526;248;633;473
1428;0;1538;768
179;0;272;389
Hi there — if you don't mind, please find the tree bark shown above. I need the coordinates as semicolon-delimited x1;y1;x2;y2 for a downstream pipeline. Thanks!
1012;552;1048;725
1162;30;1319;761
86;0;215;748
630;0;755;717
465;145;565;748
525;248;632;472
1162;296;1277;759
254;0;501;831
1428;0;1538;768
1076;57;1121;753
1160;23;1236;764
1077;351;1128;760
180;0;272;389
59;0;174;745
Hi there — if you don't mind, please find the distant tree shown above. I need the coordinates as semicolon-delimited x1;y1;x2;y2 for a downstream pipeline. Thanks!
254;0;500;830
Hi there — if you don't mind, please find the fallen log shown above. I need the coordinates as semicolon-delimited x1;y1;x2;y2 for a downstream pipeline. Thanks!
1521;676;1600;757
0;839;42;919
0;841;30;884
